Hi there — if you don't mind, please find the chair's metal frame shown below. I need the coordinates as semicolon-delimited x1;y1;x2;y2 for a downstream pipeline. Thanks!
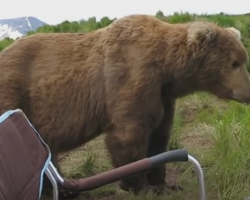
45;154;206;200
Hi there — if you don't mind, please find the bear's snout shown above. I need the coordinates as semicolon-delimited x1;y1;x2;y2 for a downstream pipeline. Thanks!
224;67;250;105
231;87;250;105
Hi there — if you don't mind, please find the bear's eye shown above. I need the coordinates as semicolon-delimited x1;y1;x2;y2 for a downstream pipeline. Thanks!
232;61;240;69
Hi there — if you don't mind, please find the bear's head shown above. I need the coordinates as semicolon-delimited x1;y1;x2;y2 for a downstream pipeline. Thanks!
185;21;250;104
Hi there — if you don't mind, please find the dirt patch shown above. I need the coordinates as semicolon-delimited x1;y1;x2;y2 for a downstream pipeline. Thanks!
180;123;215;150
165;165;186;185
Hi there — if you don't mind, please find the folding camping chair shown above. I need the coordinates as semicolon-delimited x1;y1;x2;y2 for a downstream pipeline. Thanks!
0;109;206;200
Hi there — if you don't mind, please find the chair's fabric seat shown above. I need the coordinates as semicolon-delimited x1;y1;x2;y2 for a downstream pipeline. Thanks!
0;109;51;200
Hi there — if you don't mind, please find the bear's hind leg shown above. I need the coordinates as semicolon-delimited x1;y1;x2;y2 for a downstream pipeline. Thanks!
146;99;184;194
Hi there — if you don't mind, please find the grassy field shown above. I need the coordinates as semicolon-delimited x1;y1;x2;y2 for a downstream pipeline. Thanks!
41;92;250;200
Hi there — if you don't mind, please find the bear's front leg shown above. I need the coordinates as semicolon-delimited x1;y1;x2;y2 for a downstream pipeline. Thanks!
104;81;168;195
105;121;151;195
146;98;184;194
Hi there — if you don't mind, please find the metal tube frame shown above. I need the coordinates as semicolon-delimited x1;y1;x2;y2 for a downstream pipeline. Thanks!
45;168;59;200
188;155;206;200
45;154;206;200
47;162;64;184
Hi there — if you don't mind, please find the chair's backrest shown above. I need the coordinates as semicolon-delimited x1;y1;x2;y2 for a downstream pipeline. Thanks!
0;109;51;200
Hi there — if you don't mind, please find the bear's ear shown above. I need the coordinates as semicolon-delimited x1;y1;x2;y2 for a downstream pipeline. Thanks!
225;27;241;40
187;21;217;58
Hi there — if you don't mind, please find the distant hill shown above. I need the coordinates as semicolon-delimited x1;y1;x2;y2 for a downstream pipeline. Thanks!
0;16;47;41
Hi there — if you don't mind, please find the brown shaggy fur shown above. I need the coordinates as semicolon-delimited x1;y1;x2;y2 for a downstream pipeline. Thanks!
0;14;250;196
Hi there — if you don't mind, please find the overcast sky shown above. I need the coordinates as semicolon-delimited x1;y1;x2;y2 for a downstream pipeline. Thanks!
1;0;249;25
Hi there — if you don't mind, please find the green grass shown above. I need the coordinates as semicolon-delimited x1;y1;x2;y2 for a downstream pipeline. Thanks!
41;93;250;200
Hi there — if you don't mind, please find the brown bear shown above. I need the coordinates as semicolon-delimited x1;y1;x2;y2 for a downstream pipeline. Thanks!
0;14;249;197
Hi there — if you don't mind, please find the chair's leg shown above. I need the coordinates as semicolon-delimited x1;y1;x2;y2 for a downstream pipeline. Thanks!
188;155;206;200
47;162;64;184
45;168;59;200
47;162;81;199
